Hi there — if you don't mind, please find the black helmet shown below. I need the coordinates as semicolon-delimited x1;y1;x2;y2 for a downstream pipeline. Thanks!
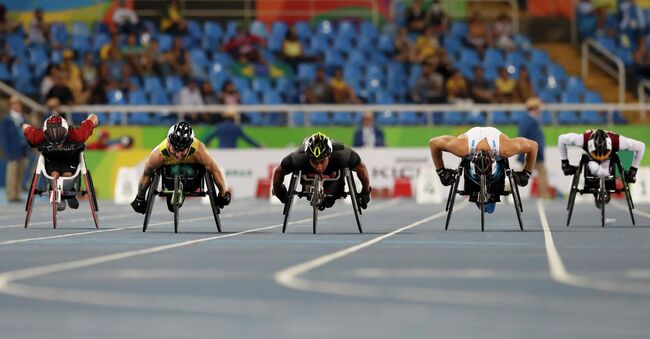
43;115;69;145
588;129;611;161
167;121;194;150
305;132;333;160
472;150;495;176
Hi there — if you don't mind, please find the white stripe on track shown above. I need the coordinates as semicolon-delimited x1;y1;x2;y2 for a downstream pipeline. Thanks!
612;200;650;220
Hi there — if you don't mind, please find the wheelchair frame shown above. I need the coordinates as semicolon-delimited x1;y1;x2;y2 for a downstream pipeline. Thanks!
444;158;524;232
24;152;99;229
141;166;222;233
566;154;635;227
281;168;363;234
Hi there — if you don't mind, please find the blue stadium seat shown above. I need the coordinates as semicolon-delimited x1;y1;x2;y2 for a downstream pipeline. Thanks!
263;90;284;125
249;20;268;38
297;63;316;81
268;33;284;53
541;110;554;125
187;20;202;40
398;112;426;125
143;19;159;35
6;34;25;59
72;36;90;53
157;34;173;52
204;21;224;39
378;34;394;53
271;21;288;39
310;112;331;126
564;76;586;94
50;23;68;46
356;35;375;53
149;88;170;105
72;21;89;36
310;35;330;54
484;48;505;68
127;90;153;124
332;112;356;125
294;21;312;40
450;21;468;38
241;89;264;125
459;49;480;67
231;76;251;92
107;90;126;105
212;52;234;66
316;20;335;38
581;110;606;124
92;33;110;52
165;76;184;95
252;77;272;93
332;36;353;52
190;49;209;68
376;110;399;125
144;76;164;93
337;20;357;40
491;111;511;125
225;20;240;38
360;20;379;39
443;36;462;56
512;110;527;122
324;50;344;68
465;111;486;125
0;63;10;81
505;51;525;68
443;111;466;125
347;50;366;67
529;49;550;65
558;110;580;124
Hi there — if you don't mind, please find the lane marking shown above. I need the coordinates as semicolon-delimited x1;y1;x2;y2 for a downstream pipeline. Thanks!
612;200;650;221
537;200;650;295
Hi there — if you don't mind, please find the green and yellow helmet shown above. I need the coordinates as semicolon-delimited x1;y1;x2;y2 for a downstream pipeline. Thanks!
304;132;333;160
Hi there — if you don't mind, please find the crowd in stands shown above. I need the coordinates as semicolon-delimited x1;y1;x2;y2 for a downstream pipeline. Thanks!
0;0;622;126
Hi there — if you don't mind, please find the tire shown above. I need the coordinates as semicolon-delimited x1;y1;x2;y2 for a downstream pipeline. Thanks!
173;175;180;233
445;171;460;231
313;205;318;234
84;173;100;228
346;172;363;233
24;173;39;228
282;174;297;233
87;170;99;212
508;172;524;231
205;173;222;233
566;162;583;227
174;204;179;233
143;172;160;232
480;175;486;232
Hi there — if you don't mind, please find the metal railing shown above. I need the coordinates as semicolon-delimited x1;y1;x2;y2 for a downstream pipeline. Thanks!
581;38;626;103
0;81;46;113
59;102;646;126
136;0;381;26
638;80;650;120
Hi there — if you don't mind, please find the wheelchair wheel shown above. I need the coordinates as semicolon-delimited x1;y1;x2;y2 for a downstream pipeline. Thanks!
87;170;99;212
205;173;222;233
478;174;480;232
444;170;462;231
599;179;606;228
507;171;524;231
142;172;160;232
313;205;318;234
282;173;298;233
616;161;636;225
83;173;99;228
173;175;180;233
566;162;584;227
24;173;39;228
51;177;58;229
346;170;363;233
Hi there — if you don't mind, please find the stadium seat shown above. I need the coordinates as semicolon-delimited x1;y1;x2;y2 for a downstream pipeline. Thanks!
231;76;251;92
398;112;427;125
310;112;331;126
337;20;357;40
564;76;586;94
332;112;356;125
333;36;353;52
144;76;164;93
459;49;480;67
443;36;462;56
271;21;288;39
50;23;68;46
225;20;240;38
249;20;268;38
378;34;395;53
324;50;345;68
360;20;379;39
252;77;272;93
356;35;375;53
443;111;466;125
149;88;170;105
187;20;202;40
190;49;209;68
294;21;312;40
558;110;580;124
310;35;330;54
0;63;10;81
316;20;335;38
450;21;468;38
484;48;505;68
72;21;89;36
165;76;184;95
71;36;90;53
491;111;511;125
529;49;550;65
297;63;316;81
157;34;173;52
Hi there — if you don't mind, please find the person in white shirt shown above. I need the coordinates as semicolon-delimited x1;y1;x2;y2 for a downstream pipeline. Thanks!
176;77;204;122
28;8;50;45
353;112;385;148
112;0;140;34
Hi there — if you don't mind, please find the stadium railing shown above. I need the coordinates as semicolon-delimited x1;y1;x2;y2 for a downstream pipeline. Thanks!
582;38;626;103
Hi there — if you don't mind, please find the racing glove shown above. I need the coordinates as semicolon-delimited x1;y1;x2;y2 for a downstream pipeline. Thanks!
357;187;372;209
561;159;577;176
131;196;147;214
216;191;231;208
626;166;638;184
513;170;532;187
273;184;288;204
436;168;457;186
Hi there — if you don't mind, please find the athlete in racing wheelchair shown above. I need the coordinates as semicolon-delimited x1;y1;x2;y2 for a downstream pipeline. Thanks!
23;114;100;228
429;127;538;231
560;129;645;227
131;122;231;233
272;132;371;234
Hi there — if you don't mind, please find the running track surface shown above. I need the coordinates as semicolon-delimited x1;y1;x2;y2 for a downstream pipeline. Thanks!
1;197;650;338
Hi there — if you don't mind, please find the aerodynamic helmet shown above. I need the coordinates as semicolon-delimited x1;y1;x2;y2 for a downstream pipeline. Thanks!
43;115;69;145
304;132;333;160
471;150;496;176
588;129;611;161
167;121;194;151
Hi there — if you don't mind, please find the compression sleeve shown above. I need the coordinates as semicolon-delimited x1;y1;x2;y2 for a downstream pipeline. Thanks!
280;153;297;173
558;133;583;160
619;136;646;168
347;149;361;168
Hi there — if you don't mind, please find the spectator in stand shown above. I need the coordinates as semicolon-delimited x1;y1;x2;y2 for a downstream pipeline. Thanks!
161;0;188;35
112;0;140;34
412;26;440;63
28;8;50;46
430;50;454;80
281;25;319;72
576;0;608;38
222;25;265;63
330;66;361;104
446;68;470;103
46;72;75;105
100;33;122;61
618;0;646;49
176;77;204;123
427;0;447;35
464;12;491;58
518;97;550;198
0;41;14;66
353;112;385;148
410;63;445;104
203;108;261;149
394;27;415;62
633;35;650;78
167;36;192;76
60;50;82;96
40;65;59;102
140;38;164;76
45;97;62;115
106;48;125;83
121;33;144;73
218;80;241;105
0;5;21;34
469;66;494;104
119;64;139;92
0;96;30;203
515;66;535;102
81;52;98;89
201;80;219;104
493;12;516;52
304;67;332;104
405;0;426;34
494;66;517;103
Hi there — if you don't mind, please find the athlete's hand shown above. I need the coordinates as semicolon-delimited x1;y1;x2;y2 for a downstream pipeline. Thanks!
87;114;99;126
216;191;231;208
561;159;577;176
626;166;638;184
273;184;288;204
357;187;371;209
513;170;532;187
436;168;457;186
131;196;147;214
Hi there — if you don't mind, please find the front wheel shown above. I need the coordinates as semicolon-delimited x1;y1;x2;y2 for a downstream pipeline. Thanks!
313;205;318;234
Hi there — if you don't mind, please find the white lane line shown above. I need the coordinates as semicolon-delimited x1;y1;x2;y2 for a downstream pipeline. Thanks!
274;201;467;295
0;206;278;245
612;200;650;220
537;200;650;296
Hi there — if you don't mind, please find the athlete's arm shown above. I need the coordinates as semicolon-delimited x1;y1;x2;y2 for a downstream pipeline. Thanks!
619;136;646;168
195;142;228;196
499;136;538;172
136;149;164;199
272;166;289;189
351;161;371;192
557;133;583;160
428;135;469;169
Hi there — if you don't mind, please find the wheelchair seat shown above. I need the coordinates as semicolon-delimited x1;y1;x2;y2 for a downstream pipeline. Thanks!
160;164;206;193
460;158;508;203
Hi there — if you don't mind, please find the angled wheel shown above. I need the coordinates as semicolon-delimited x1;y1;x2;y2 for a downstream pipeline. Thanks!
313;205;318;234
51;177;58;229
566;162;584;227
84;173;99;228
282;173;298;233
86;170;99;211
615;159;636;225
173;174;180;233
311;177;321;234
599;179;606;228
479;174;486;232
444;169;461;231
205;173;222;232
24;173;39;229
507;171;524;231
346;171;363;233
142;172;160;232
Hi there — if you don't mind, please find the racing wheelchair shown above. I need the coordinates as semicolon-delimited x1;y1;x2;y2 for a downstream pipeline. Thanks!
566;154;635;227
142;165;223;233
281;168;363;234
24;150;99;229
444;158;524;232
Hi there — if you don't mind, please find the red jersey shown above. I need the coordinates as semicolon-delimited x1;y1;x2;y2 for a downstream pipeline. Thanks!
24;119;96;146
